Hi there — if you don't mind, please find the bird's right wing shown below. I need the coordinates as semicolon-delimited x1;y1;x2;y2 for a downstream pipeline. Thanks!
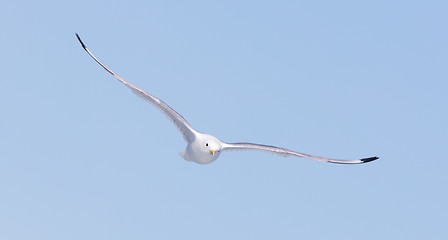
76;34;198;142
222;142;378;164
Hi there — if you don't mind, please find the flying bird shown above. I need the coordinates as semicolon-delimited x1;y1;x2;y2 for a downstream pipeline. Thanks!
76;33;378;165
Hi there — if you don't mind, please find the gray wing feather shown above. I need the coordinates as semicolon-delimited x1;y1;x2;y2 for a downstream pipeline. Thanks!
222;142;378;164
76;34;197;142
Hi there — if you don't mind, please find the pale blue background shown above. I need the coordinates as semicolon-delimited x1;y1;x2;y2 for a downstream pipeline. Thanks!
1;0;447;239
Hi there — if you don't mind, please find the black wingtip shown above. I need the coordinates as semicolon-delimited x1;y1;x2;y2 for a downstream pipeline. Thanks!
75;33;87;49
360;156;379;163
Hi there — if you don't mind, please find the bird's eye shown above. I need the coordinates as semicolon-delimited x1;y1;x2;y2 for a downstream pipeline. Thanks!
205;143;209;146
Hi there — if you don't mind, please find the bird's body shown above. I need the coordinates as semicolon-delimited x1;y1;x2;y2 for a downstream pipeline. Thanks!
76;33;378;165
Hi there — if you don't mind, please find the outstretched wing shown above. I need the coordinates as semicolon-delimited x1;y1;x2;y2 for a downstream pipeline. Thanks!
76;33;198;142
222;142;378;164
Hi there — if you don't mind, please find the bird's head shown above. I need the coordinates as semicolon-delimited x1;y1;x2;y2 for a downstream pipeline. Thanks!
200;135;223;162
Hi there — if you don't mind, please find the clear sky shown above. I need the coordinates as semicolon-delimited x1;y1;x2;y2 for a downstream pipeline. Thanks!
1;0;447;239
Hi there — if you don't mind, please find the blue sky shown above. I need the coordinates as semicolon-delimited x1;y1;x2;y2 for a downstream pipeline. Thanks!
1;0;447;239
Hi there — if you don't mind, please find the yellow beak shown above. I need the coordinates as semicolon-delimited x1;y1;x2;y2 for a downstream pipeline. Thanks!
209;150;215;156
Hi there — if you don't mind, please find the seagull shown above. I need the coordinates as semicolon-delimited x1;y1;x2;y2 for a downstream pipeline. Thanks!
76;33;378;165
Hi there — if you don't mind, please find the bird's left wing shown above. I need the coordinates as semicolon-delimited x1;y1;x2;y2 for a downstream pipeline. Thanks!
221;142;378;164
76;33;198;142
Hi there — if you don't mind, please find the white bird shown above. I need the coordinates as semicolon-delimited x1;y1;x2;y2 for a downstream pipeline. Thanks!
76;34;378;165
